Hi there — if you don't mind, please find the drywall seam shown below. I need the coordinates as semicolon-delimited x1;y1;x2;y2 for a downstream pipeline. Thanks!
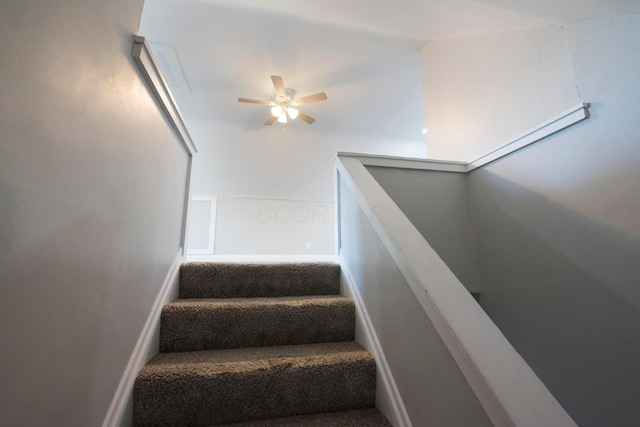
560;25;582;100
101;250;183;427
338;253;413;427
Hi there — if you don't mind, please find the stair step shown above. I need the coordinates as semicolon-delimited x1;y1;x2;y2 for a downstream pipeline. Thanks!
133;342;377;427
219;408;392;426
179;262;341;299
160;295;356;353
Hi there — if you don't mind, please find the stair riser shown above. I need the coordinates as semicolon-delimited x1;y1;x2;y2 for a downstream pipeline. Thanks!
179;263;340;299
134;359;376;426
160;302;355;352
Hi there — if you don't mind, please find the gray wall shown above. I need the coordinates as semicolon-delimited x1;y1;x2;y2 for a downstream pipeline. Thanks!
339;177;492;426
468;16;640;427
366;166;482;292
0;1;189;426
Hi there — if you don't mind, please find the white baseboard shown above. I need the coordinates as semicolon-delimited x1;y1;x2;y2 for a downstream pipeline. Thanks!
338;253;412;427
102;250;184;427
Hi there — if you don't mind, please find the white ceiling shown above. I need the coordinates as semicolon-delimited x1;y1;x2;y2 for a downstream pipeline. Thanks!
188;0;640;43
140;0;639;140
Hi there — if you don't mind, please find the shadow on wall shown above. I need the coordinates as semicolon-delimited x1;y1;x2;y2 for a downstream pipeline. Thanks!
470;170;640;427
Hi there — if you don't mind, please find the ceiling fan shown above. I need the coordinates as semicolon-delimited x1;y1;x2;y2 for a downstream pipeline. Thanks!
238;75;327;126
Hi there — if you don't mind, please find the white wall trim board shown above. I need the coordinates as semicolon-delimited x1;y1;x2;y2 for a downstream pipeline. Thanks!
466;102;590;170
338;102;589;173
334;168;342;258
132;35;197;156
209;194;334;204
102;250;184;427
338;253;413;427
133;35;197;257
186;254;337;263
186;196;218;255
181;155;195;257
335;155;577;427
338;152;468;173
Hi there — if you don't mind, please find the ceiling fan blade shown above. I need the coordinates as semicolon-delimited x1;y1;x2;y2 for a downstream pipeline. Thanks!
271;75;286;97
264;115;277;126
296;92;327;105
297;111;316;124
238;97;271;105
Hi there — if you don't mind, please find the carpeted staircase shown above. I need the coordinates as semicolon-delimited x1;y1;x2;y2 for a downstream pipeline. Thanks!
133;262;392;426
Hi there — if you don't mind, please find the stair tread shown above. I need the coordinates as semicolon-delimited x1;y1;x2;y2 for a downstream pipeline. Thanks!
141;342;372;378
179;262;341;299
164;295;353;309
218;408;392;426
160;295;355;352
135;342;377;425
135;262;380;427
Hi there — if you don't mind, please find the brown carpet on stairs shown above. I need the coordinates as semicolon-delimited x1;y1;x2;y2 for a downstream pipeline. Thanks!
135;342;377;426
134;262;392;426
160;295;355;352
179;262;341;298
219;408;392;426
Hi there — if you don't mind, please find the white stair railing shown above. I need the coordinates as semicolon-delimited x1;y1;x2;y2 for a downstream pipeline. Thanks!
335;153;577;427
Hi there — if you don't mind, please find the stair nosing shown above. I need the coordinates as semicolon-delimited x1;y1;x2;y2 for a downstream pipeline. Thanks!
140;342;372;374
163;294;353;309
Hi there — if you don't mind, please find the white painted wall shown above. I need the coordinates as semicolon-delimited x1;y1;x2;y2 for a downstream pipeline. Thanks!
140;2;428;254
187;197;217;254
189;121;427;202
465;16;640;426
185;120;426;254
212;196;334;255
0;1;189;426
420;25;581;161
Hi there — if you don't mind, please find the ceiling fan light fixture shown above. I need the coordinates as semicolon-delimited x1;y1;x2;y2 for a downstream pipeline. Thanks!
238;75;326;126
271;105;283;117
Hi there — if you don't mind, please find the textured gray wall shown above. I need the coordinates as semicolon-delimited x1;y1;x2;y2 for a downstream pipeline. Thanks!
468;17;640;427
339;178;492;427
366;166;482;292
0;1;189;426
